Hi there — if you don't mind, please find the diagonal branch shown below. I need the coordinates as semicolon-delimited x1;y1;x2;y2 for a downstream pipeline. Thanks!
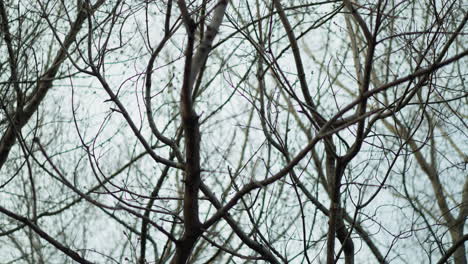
0;0;106;170
0;205;94;264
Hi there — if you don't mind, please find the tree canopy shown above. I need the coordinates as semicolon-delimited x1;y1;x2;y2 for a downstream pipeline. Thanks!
0;0;466;263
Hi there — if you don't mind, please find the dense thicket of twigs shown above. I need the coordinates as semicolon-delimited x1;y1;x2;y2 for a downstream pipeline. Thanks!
0;0;466;263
